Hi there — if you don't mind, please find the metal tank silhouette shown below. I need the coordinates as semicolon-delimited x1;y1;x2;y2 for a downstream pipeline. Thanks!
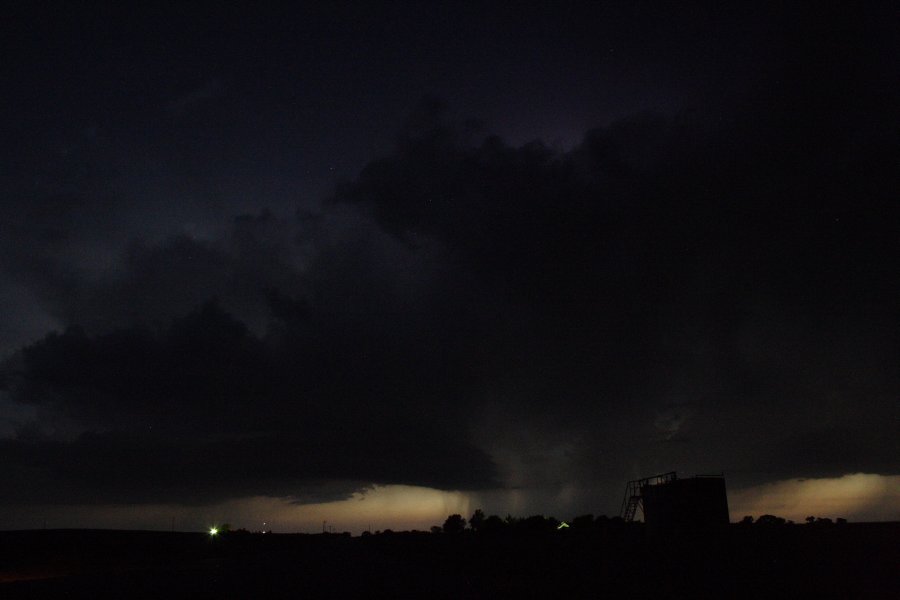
621;472;729;529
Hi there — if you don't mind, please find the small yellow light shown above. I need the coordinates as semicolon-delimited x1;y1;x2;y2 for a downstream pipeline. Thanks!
209;527;219;536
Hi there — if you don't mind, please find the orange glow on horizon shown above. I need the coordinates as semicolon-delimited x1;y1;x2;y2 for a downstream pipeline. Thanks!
729;473;900;522
3;474;897;533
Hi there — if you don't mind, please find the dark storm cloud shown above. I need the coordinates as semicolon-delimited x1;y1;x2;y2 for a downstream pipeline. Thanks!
326;20;899;493
1;165;513;504
1;299;498;504
5;69;899;505
167;79;226;116
1;2;897;511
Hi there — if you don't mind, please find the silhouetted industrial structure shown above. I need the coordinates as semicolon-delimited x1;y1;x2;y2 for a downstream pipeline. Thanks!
621;472;729;528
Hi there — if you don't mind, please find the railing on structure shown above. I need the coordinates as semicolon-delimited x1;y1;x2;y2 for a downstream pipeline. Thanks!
619;471;677;522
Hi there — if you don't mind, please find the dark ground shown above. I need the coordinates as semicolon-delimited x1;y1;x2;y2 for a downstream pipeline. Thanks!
1;523;898;598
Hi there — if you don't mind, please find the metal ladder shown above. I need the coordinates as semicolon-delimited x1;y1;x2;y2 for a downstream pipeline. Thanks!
620;479;643;522
620;472;677;522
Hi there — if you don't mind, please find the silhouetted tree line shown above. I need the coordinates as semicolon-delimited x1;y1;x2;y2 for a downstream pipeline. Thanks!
206;511;849;539
435;510;639;536
432;510;850;535
738;515;848;527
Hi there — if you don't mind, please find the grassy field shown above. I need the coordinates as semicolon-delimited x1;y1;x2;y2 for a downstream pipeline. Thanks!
1;522;898;598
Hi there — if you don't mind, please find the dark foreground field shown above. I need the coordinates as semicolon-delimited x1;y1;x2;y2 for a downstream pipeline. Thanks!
1;523;898;599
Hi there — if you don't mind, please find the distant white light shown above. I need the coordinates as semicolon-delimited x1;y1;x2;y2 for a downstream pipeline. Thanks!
209;527;219;536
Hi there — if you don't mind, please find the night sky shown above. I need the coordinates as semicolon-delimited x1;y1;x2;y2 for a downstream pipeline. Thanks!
1;3;898;532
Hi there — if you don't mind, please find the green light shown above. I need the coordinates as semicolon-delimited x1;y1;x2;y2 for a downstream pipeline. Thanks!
209;527;219;536
557;522;569;529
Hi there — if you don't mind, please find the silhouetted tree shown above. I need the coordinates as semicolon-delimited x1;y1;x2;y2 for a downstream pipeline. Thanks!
443;514;466;534
481;515;505;533
755;514;786;526
520;515;555;533
469;509;485;532
571;514;594;530
430;526;442;534
740;516;755;525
